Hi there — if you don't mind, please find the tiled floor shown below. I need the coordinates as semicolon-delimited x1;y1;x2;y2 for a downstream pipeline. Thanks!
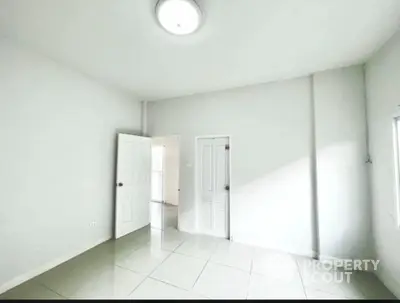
1;226;396;300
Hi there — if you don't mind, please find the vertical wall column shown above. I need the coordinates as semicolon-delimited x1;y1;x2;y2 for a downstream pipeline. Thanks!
313;66;371;261
141;100;148;136
362;64;375;260
310;75;321;260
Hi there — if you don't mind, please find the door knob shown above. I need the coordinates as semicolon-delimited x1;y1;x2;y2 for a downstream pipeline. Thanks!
117;182;123;187
225;185;230;191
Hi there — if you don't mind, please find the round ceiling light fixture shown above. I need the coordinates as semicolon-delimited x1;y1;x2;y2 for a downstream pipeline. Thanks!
156;0;202;35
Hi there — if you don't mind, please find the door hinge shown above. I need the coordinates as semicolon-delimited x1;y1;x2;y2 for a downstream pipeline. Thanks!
225;144;230;150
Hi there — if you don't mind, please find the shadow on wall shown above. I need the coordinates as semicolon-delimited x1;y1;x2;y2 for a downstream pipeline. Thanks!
230;140;370;260
231;156;312;257
317;141;371;260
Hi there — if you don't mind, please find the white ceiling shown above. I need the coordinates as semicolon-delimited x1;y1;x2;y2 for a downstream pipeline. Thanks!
1;0;400;101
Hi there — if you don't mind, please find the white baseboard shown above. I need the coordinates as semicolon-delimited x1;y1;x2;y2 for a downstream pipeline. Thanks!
0;236;111;295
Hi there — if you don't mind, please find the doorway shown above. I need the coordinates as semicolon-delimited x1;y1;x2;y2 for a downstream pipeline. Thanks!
150;136;180;230
196;136;231;239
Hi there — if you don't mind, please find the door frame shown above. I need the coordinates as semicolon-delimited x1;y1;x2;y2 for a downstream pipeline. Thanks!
151;144;166;203
194;135;232;240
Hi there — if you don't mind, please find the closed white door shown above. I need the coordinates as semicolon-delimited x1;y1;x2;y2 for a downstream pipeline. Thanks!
115;134;151;239
197;137;230;238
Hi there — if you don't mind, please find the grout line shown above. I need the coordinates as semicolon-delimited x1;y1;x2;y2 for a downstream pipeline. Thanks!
148;251;174;277
192;259;209;289
206;259;251;274
115;264;144;275
124;230;192;297
125;243;175;297
127;275;148;297
294;257;308;299
127;251;174;297
172;250;210;262
245;275;251;299
149;276;191;292
29;230;261;299
172;238;186;252
13;228;188;300
245;257;254;299
34;281;68;300
172;249;253;273
149;277;211;299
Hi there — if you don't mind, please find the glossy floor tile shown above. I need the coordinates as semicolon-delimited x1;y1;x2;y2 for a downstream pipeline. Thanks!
0;280;64;300
305;288;348;299
346;271;397;300
193;262;250;299
252;247;300;281
147;227;187;252
35;256;108;298
150;253;207;290
116;245;171;275
210;240;253;272
296;257;351;298
129;278;205;299
174;234;221;260
1;226;397;300
248;273;306;299
70;266;145;299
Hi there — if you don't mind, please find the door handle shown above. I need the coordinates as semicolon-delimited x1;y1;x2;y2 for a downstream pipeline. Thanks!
117;182;123;187
225;185;230;191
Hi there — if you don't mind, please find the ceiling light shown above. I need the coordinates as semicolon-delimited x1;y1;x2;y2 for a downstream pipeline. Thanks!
156;0;202;36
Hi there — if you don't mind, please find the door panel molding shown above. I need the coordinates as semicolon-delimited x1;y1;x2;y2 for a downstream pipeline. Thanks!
114;133;151;239
195;135;231;239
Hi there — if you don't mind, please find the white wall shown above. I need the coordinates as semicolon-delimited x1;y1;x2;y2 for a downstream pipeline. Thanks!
148;77;314;256
366;30;400;297
0;39;141;292
148;67;371;259
314;66;371;260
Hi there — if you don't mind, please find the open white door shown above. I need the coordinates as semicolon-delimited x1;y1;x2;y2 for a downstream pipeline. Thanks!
115;134;151;239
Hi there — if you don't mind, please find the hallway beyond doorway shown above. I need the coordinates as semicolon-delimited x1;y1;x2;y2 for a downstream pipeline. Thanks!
150;201;178;230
